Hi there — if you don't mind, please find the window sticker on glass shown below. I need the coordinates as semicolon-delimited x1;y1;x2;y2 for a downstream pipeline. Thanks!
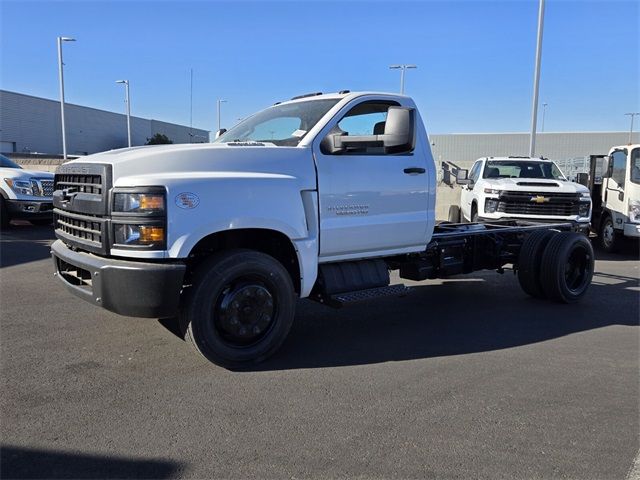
291;129;307;138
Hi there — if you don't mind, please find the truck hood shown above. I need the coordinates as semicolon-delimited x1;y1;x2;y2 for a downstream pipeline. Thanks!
1;167;54;180
60;143;317;190
483;177;589;194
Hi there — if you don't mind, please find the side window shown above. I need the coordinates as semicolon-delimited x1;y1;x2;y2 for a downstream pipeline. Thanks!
332;101;403;155
610;150;627;187
469;161;482;182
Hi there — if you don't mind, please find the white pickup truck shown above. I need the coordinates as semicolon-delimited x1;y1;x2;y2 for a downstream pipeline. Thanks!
51;91;595;368
453;156;591;231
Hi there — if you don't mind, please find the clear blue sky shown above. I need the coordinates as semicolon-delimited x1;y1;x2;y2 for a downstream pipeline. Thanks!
1;0;638;134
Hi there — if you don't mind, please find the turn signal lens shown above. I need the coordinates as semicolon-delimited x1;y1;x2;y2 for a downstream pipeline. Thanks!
113;192;165;213
139;226;165;243
139;195;164;211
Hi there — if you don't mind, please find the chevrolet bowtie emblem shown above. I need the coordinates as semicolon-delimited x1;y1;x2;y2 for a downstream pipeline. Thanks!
531;195;550;203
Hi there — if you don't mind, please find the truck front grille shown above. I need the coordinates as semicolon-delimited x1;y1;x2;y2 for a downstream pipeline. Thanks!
497;191;581;216
53;163;112;253
54;173;103;195
29;178;55;197
54;209;107;254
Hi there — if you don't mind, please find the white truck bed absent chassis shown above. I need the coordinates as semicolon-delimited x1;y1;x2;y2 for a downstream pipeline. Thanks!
50;91;595;368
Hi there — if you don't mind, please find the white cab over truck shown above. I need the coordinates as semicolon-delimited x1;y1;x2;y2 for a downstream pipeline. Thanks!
51;91;595;368
576;144;640;252
453;156;591;231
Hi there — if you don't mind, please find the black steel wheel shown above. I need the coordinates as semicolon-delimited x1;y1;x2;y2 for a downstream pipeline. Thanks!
540;232;594;303
517;229;558;299
182;249;296;368
599;215;621;253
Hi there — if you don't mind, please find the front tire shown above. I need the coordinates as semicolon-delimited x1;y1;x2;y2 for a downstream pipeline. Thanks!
182;249;296;369
599;215;621;253
540;232;594;303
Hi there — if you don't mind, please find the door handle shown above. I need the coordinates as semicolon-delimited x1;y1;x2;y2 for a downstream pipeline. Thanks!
404;167;426;175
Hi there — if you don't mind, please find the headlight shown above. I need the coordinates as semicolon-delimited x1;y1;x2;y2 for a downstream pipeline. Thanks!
484;188;501;194
578;203;590;218
5;178;35;196
113;192;165;214
581;192;591;198
629;200;640;223
484;198;499;213
114;224;165;247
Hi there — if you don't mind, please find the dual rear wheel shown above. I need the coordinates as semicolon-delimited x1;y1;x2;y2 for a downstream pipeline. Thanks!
518;230;594;303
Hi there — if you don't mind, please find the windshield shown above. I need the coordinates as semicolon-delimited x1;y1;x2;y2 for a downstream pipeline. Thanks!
483;160;565;180
631;148;640;185
215;99;340;146
0;154;22;169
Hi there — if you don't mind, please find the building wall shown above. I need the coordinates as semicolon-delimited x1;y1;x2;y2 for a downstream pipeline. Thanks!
0;90;209;155
429;131;640;169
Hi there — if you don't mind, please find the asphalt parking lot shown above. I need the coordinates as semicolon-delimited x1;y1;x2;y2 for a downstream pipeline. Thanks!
1;224;638;479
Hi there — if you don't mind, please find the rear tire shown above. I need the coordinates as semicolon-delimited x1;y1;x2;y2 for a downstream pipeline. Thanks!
517;229;558;299
448;205;461;223
471;203;478;223
540;232;594;303
182;249;296;369
599;215;621;253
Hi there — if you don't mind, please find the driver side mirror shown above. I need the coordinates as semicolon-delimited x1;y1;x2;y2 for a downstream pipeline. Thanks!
323;106;415;154
215;128;227;139
602;155;612;178
456;168;471;185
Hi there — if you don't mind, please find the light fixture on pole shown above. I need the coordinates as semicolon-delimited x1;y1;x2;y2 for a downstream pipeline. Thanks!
115;80;132;147
528;0;545;157
217;99;227;132
389;64;417;94
57;36;76;159
541;102;548;132
625;113;640;144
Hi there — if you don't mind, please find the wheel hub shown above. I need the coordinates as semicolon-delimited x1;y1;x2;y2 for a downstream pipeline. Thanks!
603;223;614;246
217;284;274;343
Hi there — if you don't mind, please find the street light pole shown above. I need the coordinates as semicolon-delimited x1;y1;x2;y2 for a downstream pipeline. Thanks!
528;0;545;157
541;102;548;132
389;64;417;94
625;113;640;144
217;99;227;132
116;80;131;147
57;36;75;159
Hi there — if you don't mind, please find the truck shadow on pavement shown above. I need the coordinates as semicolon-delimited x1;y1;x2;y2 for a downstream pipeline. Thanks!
0;445;182;479
244;266;639;371
0;223;56;268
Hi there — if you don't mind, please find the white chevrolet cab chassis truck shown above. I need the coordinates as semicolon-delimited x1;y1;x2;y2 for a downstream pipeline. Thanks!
51;91;595;368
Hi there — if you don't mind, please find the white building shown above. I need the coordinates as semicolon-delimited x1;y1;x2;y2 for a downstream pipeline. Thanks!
0;90;209;156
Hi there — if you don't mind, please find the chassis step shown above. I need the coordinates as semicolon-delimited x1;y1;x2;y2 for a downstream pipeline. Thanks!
323;284;409;308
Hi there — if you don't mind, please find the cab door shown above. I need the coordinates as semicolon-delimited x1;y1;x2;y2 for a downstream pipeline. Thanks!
605;148;627;222
313;99;430;260
461;160;482;221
